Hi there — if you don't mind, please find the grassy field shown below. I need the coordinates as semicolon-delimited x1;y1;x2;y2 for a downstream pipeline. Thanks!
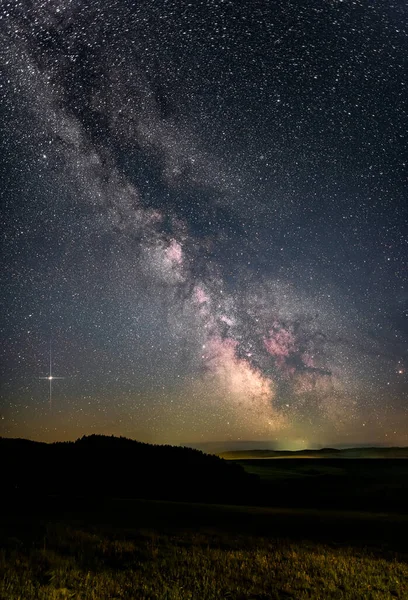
235;458;408;482
235;458;408;513
1;496;408;599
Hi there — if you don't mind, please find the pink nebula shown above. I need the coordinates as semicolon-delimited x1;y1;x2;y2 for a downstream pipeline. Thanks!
220;315;234;326
194;285;210;305
166;239;183;265
301;353;315;368
264;327;296;358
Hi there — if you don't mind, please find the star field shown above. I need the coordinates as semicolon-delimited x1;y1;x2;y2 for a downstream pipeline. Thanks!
1;0;407;448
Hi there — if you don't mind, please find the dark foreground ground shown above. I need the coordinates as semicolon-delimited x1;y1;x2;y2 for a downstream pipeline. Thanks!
1;458;408;599
236;458;408;513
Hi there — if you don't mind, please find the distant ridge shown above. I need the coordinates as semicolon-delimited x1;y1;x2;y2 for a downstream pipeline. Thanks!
218;447;408;459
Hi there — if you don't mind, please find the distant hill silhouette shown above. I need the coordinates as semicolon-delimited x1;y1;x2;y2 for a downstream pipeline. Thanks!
218;447;408;459
1;435;258;503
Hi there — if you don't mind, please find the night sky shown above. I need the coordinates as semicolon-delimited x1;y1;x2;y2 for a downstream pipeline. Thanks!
1;0;407;449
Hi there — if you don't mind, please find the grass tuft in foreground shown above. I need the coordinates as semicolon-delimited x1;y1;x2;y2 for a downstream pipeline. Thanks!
1;523;407;599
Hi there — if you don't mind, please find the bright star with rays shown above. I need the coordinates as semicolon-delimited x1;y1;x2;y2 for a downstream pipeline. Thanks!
39;342;65;409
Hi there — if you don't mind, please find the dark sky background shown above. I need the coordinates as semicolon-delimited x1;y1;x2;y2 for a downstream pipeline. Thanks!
1;0;407;449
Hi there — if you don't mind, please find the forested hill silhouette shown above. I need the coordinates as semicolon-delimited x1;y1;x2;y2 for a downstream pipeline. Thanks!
1;435;258;503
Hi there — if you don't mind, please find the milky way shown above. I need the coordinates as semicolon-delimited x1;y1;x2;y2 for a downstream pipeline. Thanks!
1;0;407;448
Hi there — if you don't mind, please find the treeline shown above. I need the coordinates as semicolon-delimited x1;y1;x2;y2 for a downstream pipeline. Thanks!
1;435;258;503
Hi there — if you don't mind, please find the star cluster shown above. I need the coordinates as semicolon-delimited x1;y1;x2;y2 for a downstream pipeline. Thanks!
1;0;407;447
